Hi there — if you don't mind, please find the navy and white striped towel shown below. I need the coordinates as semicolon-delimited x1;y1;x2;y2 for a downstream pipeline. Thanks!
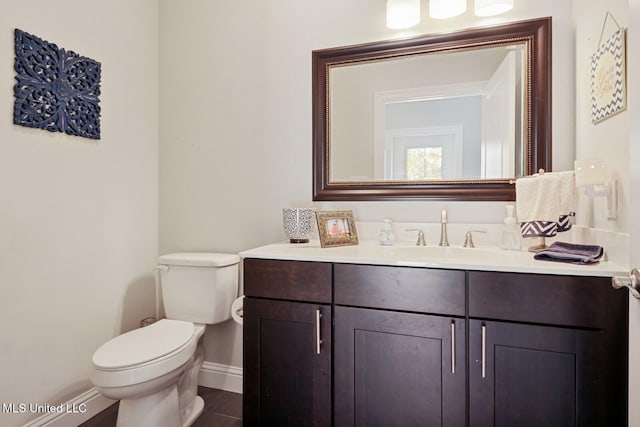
516;171;575;238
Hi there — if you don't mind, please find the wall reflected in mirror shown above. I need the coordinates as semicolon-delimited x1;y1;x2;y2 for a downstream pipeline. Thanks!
329;43;526;183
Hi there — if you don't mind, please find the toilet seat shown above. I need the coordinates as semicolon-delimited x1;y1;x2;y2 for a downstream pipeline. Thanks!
93;319;195;370
91;319;201;388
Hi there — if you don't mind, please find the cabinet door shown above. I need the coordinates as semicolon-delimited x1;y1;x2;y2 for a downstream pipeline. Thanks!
469;319;625;427
334;306;466;427
243;297;331;426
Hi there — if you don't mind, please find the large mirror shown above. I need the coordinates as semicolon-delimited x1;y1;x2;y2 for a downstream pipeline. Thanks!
313;17;551;201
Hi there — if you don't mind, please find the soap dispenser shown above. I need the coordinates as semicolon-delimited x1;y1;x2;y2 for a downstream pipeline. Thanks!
500;205;521;251
379;219;395;246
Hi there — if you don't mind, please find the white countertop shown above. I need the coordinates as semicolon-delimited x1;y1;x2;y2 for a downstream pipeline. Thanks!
239;240;628;277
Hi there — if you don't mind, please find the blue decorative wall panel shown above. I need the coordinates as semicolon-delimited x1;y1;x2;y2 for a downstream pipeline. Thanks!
13;29;101;140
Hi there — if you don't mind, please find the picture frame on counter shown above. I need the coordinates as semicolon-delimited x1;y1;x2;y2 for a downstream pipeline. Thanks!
316;210;359;248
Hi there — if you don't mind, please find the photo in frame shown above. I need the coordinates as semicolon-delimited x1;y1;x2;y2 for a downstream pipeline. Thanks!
316;210;359;248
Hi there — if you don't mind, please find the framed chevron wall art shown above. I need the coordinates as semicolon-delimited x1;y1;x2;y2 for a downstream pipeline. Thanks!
591;27;626;124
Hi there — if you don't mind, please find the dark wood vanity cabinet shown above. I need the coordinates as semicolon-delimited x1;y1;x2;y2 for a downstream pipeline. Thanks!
243;259;332;426
334;307;466;426
333;264;466;427
243;259;628;427
468;271;628;427
469;320;601;427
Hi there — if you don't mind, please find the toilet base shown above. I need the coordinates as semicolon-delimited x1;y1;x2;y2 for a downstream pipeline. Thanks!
117;383;181;427
181;396;204;427
115;387;204;427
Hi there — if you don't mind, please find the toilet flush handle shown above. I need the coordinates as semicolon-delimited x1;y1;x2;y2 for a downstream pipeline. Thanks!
156;265;169;272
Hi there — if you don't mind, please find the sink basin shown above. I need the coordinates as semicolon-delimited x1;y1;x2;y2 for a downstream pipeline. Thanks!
390;245;501;264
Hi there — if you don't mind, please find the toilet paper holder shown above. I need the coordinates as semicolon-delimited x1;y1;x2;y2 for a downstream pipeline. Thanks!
231;296;245;325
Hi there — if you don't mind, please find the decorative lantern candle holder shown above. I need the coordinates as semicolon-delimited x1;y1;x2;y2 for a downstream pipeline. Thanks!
282;208;316;243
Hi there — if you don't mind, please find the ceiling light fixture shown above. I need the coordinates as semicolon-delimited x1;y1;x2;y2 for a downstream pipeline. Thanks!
386;0;421;29
429;0;467;19
474;0;514;17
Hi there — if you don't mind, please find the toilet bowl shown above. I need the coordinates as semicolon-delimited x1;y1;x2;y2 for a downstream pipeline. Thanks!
91;320;206;427
91;252;240;427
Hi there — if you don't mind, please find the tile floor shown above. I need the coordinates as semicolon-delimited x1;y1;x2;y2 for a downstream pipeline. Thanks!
79;387;242;427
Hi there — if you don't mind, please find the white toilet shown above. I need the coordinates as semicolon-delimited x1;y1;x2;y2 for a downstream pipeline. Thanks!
91;252;239;427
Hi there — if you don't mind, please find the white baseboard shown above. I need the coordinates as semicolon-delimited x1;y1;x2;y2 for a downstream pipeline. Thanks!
198;361;243;394
20;363;241;426
21;388;116;427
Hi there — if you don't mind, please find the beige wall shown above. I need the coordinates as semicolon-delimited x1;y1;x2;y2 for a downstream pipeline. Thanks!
0;1;159;426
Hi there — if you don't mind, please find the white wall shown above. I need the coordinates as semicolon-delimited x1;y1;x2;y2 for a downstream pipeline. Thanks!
0;1;159;426
159;0;576;370
574;0;630;232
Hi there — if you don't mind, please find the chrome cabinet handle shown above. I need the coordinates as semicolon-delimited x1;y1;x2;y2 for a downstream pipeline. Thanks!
612;268;640;299
481;324;487;379
316;309;322;355
451;321;456;374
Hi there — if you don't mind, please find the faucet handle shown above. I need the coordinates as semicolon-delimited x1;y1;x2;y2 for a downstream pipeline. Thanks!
463;228;487;248
405;228;426;246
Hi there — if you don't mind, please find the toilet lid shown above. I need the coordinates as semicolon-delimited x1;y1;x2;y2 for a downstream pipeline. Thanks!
158;252;240;267
93;319;194;370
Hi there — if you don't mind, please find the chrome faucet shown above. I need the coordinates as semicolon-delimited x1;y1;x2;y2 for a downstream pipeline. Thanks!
439;209;449;247
405;228;426;246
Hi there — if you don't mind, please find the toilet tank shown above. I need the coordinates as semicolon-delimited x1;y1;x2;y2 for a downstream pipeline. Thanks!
158;252;240;325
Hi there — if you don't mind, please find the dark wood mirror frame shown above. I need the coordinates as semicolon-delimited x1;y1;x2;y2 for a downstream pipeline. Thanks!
312;17;551;201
